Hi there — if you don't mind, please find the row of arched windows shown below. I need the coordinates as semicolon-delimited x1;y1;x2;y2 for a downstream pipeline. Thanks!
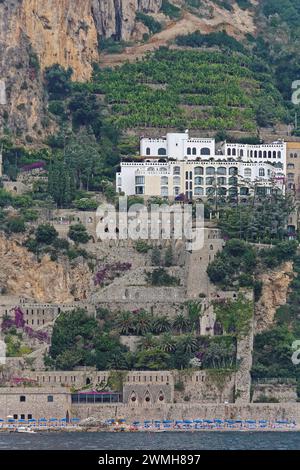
227;147;282;159
187;147;211;156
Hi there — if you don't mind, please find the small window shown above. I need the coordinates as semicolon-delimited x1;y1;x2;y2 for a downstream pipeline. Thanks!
13;414;18;420
47;395;54;403
28;414;32;420
21;414;25;420
20;396;26;402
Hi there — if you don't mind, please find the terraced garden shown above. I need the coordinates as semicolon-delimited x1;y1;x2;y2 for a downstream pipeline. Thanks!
90;48;288;132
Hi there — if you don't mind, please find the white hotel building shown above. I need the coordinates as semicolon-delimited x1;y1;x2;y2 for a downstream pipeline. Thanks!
116;131;286;200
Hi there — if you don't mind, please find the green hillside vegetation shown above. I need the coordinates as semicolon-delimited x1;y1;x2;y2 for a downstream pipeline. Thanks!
89;48;287;131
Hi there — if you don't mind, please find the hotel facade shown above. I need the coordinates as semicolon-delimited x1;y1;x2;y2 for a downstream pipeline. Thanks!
116;132;286;200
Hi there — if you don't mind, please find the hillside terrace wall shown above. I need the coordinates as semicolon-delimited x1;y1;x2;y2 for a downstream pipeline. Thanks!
252;383;298;403
71;403;300;422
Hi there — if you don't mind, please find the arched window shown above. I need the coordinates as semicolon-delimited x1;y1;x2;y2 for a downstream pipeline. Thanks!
228;176;238;186
218;187;227;196
173;176;181;186
206;187;215;196
250;150;253;158
161;176;168;185
201;147;210;155
229;187;238;197
146;147;151;156
240;149;244;157
187;147;191;155
192;147;197;155
206;167;215;175
277;151;281;158
240;187;249;196
158;148;167;156
259;168;265;177
273;151;277;158
217;167;226;175
206;177;215;185
194;166;204;175
229;167;238;175
227;148;231;156
174;186;180;196
254;150;258;158
268;151;272;158
194;176;204;185
244;168;252;178
173;166;180;175
194;187;204;196
217;177;227;185
263;151;267;158
161;186;168;197
259;151;262;158
232;148;236;156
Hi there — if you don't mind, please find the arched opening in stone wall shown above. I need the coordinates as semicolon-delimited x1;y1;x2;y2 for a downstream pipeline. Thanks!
130;391;137;404
144;390;151;404
86;378;91;386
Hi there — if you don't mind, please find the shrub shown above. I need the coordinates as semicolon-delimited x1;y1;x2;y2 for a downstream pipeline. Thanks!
146;268;180;286
6;217;26;233
136;12;162;34
68;224;90;244
35;224;58;245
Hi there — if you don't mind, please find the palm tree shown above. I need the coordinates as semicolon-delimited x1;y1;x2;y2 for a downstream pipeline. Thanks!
137;333;158;351
116;311;135;335
172;314;190;335
151;316;171;334
186;301;202;334
134;310;152;335
177;334;198;355
159;333;177;353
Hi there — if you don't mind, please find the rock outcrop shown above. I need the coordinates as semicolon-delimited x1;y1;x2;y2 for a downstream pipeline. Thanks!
255;262;294;333
92;0;162;42
0;0;163;140
0;235;92;303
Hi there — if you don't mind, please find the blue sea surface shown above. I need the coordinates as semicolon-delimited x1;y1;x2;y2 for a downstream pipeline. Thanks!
0;431;299;450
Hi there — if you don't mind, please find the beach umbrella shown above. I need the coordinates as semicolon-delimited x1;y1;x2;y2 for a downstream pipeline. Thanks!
71;418;80;423
7;419;15;423
144;420;152;424
183;419;193;424
49;418;58;422
39;418;47;422
28;419;36;423
163;420;173;424
132;421;140;426
18;419;27;423
0;419;4;422
194;419;203;423
214;419;223;424
119;419;126;423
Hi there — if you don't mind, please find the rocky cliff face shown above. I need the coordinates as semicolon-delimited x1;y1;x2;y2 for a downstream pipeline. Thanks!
0;235;92;303
255;262;294;333
0;0;162;140
92;0;162;41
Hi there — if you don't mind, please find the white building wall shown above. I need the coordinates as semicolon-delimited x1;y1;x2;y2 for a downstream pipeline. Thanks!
118;134;288;198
